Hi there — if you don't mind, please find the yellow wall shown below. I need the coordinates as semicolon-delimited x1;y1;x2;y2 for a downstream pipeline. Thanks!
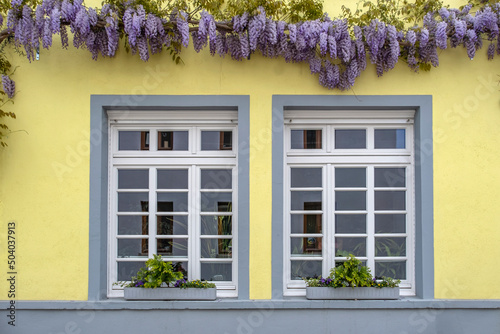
1;0;500;300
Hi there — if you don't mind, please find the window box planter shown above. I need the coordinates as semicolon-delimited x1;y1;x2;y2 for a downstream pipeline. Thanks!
306;287;400;300
124;287;217;301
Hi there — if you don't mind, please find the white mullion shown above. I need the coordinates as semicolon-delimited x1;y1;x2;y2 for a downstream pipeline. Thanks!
324;164;332;273
366;127;374;150
191;165;198;280
283;164;291;292
231;165;237;288
366;165;375;273
148;167;156;258
108;166;118;292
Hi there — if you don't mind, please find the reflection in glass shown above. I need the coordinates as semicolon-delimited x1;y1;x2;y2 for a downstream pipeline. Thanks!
335;168;366;188
200;193;232;212
335;214;366;234
201;215;232;235
201;262;232;281
201;131;232;150
117;262;146;281
375;214;406;233
375;129;405;149
375;261;406;279
157;193;188;212
291;191;322;211
118;169;148;189
118;239;148;257
290;260;322;280
118;215;148;235
118;193;148;212
375;168;406;188
119;131;149;151
335;191;366;211
201;239;232;258
201;169;232;189
157;238;188;257
375;191;406;210
291;130;322;149
157;169;188;189
157;215;188;235
335;237;366;257
172;261;188;278
291;168;322;188
375;237;406;256
157;131;188;150
335;129;366;149
291;237;322;256
291;214;322;234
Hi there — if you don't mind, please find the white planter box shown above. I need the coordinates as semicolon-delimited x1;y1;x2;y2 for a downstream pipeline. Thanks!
306;287;400;300
124;287;217;301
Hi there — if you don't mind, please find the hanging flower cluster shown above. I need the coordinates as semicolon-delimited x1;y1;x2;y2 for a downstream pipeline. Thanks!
2;0;500;96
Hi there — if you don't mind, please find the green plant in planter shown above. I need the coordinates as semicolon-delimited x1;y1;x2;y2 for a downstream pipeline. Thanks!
127;254;184;288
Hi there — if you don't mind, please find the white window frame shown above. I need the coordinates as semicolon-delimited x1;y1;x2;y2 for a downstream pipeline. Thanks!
283;110;415;297
107;110;238;298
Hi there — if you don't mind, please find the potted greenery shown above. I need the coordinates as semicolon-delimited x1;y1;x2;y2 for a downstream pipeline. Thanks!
120;255;217;301
304;255;400;300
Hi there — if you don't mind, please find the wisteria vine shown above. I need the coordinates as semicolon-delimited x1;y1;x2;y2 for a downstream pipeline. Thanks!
0;0;500;145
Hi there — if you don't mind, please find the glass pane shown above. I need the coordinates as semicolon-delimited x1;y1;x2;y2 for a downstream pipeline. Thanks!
335;129;366;149
375;237;406;256
375;191;406;210
375;168;406;188
375;129;406;149
291;130;322;149
118;215;148;235
157;169;188;189
157;131;188;150
375;214;406;233
201;131;232;150
201;262;232;281
291;214;322;234
157;193;188;212
157;238;188;257
118;239;148;258
201;215;232;235
173;261;188;278
157;215;188;235
335;214;366;234
291;191;322;211
335;237;366;257
291;168;322;188
118;193;148;212
335;168;366;188
290;260;322;280
201;239;232;258
291;237;322;256
118;170;148;189
119;131;149;151
335;191;366;211
201;169;232;189
200;192;232;212
375;261;406;279
117;262;146;281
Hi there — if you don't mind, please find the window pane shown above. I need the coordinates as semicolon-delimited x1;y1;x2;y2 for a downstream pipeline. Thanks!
291;130;322;149
172;261;188;278
291;191;322;211
375;261;406;280
291;260;322;280
157;169;188;189
375;168;406;188
375;191;406;210
291;214;322;234
335;237;366;257
118;215;148;235
201;169;232;189
157;215;188;235
335;191;366;210
335;168;366;188
375;129;405;149
157;238;188;257
118;170;148;189
118;193;149;212
291;237;322;256
201;215;232;235
117;262;146;281
201;131;232;150
375;237;406;256
118;239;148;258
201;263;232;281
157;131;188;150
291;168;322;188
335;214;366;234
201;239;232;258
335;129;366;149
200;193;232;212
119;131;149;151
375;214;406;233
157;193;188;212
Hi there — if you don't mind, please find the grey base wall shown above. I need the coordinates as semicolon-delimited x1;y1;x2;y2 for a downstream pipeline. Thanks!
2;300;500;334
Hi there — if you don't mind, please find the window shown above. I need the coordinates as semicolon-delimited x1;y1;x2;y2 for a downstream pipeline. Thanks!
108;110;238;298
283;110;415;296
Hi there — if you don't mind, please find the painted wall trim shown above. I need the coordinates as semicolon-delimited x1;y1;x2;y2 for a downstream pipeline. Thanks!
89;95;250;301
272;95;434;299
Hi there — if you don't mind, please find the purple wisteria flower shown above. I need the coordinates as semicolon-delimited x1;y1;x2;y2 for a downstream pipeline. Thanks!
177;11;189;48
2;75;15;99
465;29;477;59
436;21;448;49
248;7;266;51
